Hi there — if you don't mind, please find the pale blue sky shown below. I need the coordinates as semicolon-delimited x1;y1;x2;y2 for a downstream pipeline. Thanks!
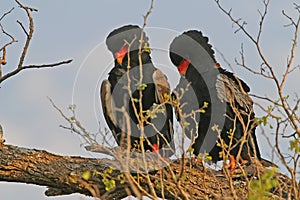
0;1;299;199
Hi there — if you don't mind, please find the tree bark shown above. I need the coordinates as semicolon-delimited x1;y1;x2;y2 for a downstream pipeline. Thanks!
0;143;293;199
0;144;130;199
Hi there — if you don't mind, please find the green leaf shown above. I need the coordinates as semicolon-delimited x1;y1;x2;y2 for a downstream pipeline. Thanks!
289;139;300;153
183;121;190;128
187;147;194;153
102;179;116;191
248;168;278;200
203;102;209;108
156;182;162;189
261;116;268;126
204;155;212;162
143;42;151;53
117;174;126;184
199;109;206;113
81;170;91;181
136;83;147;91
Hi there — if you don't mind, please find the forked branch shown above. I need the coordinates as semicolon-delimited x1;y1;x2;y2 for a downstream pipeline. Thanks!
0;0;71;84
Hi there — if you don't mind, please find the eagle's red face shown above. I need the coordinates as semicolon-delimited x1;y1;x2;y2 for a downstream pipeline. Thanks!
177;59;190;76
115;45;128;64
152;144;159;153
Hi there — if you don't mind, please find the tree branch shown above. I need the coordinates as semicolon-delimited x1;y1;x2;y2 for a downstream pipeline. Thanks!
0;144;131;199
0;59;72;84
15;0;37;69
0;143;294;199
0;7;18;67
0;1;71;84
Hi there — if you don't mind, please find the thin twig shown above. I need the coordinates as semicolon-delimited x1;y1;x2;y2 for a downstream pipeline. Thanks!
214;0;257;44
16;20;29;37
0;59;72;84
0;7;15;21
0;7;18;52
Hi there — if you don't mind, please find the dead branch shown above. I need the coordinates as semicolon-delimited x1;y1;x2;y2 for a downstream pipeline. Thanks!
0;7;18;51
0;7;18;68
0;59;72;84
0;0;72;84
15;0;36;68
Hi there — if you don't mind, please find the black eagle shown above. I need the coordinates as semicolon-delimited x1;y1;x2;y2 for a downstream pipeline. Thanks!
170;30;265;168
101;25;174;157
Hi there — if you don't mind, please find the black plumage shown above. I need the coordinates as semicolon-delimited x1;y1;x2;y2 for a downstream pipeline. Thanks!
170;30;261;165
101;25;174;157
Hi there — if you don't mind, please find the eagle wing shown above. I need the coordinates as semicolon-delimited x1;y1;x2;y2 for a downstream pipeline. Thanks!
152;69;171;104
215;73;253;113
100;80;119;144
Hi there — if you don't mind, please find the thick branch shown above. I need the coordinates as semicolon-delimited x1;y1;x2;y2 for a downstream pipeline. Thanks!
0;144;129;199
0;143;294;199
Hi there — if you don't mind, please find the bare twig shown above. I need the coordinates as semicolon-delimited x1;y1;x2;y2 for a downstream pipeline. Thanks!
48;97;97;145
215;48;233;70
16;20;29;37
235;44;273;79
0;1;71;84
0;7;16;43
250;94;282;106
0;7;14;21
15;0;37;69
0;7;18;64
215;0;300;198
0;59;72;84
134;1;161;199
0;38;17;53
214;0;257;44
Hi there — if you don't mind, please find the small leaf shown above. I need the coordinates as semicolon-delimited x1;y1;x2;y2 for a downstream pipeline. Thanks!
203;102;209;108
187;147;194;153
81;170;91;181
183;121;190;128
269;124;273;129
211;124;219;132
117;174;126;184
143;42;151;53
267;105;273;111
204;155;212;162
219;151;223;158
102;179;116;191
163;93;170;101
156;182;162;189
172;99;179;105
136;83;147;91
262;116;268;126
289;139;300;153
199;109;206;113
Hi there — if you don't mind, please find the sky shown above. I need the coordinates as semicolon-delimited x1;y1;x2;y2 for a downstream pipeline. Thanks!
0;0;299;199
